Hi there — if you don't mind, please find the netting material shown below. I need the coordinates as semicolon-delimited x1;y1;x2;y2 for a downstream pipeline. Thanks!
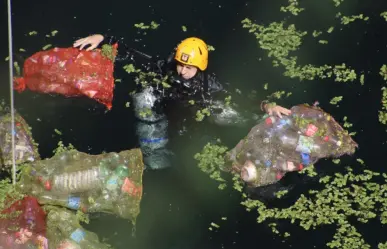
0;107;40;169
13;45;118;110
225;104;358;188
18;149;144;223
0;197;48;249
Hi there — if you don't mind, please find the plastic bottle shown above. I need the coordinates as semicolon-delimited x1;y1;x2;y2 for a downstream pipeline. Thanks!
290;105;325;120
105;174;120;191
56;224;88;247
273;159;303;172
277;130;328;157
115;164;129;178
52;211;98;247
322;134;342;147
240;160;258;183
42;166;110;194
277;130;299;151
272;116;292;131
38;195;88;212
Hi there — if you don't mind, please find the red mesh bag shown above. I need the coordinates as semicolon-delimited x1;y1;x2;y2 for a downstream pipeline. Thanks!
13;44;118;110
0;196;48;249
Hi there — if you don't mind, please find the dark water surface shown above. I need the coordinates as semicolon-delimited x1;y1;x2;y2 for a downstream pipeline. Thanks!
1;0;387;248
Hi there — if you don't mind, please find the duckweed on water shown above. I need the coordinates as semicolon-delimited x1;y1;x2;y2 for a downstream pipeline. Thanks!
330;96;343;105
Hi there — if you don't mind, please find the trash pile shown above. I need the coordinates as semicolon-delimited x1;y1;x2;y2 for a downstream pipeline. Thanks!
0;106;40;169
224;104;358;188
18;148;144;222
13;44;118;110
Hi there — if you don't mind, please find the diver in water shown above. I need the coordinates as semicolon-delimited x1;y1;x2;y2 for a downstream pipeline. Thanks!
73;34;291;170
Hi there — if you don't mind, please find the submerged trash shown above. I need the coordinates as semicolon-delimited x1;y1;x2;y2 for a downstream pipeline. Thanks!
0;196;48;249
0;107;40;169
13;44;118;110
18;149;144;223
45;206;111;249
224;104;358;188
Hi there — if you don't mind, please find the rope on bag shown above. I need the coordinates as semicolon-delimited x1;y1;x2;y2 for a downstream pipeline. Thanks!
7;0;17;185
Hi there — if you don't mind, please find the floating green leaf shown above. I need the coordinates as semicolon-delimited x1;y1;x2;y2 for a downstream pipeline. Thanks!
381;12;387;22
332;0;344;7
330;96;343;105
42;44;52;50
360;74;365;85
54;129;62;135
313;30;322;37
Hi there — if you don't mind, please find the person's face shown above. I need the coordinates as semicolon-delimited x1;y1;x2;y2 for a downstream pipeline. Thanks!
176;63;198;80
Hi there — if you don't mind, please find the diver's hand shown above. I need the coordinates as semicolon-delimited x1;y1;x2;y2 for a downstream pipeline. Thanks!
265;104;291;118
73;34;104;51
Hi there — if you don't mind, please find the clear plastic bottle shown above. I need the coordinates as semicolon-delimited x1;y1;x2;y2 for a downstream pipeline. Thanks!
273;159;302;172
290;105;325;120
105;174;120;191
277;130;327;157
51;211;99;247
277;130;299;151
38;195;88;212
41;166;110;194
273;116;292;131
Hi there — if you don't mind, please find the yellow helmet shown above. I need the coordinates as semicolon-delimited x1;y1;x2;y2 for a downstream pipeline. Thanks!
174;37;208;71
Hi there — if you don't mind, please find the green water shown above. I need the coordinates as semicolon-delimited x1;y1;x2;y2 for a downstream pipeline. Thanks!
1;0;387;248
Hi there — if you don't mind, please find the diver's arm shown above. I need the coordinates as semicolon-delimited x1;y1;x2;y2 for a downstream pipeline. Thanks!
73;33;141;62
260;100;291;118
204;73;251;126
207;73;225;94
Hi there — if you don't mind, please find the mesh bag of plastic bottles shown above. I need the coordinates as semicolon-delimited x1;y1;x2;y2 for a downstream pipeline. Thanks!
18;148;144;223
0;105;40;169
13;44;118;110
224;104;358;188
44;206;111;249
0;196;48;249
